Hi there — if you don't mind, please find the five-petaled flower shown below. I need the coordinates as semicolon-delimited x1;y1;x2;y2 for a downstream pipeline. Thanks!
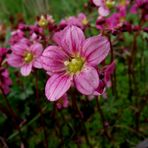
42;25;110;101
7;43;43;76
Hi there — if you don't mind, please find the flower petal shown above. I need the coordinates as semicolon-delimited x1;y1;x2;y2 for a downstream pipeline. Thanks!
20;63;32;76
30;43;43;56
11;43;28;56
83;35;110;66
74;66;99;95
98;7;110;16
92;0;103;6
7;54;24;67
45;74;72;101
61;26;85;55
52;29;66;46
33;57;42;69
41;46;68;72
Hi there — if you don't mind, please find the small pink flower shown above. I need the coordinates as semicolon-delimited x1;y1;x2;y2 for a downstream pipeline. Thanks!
59;13;88;30
92;0;115;16
96;8;126;32
9;30;29;46
0;48;12;94
7;42;43;76
56;94;69;109
94;61;116;95
42;25;110;101
0;68;12;94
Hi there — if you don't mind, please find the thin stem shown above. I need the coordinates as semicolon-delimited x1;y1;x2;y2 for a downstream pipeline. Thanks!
0;88;20;121
71;93;92;147
0;88;27;147
96;96;111;140
52;104;65;147
35;71;48;148
108;36;117;99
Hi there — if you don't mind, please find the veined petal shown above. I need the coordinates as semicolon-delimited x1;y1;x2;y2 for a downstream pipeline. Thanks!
41;46;68;72
52;30;65;46
30;43;43;56
20;63;32;76
7;54;24;67
11;43;28;56
33;56;42;69
45;74;72;101
74;66;99;95
61;26;85;55
82;35;110;66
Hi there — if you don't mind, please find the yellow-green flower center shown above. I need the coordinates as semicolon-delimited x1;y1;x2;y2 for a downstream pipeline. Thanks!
24;52;33;63
106;0;115;9
38;15;48;27
82;18;88;26
64;57;84;74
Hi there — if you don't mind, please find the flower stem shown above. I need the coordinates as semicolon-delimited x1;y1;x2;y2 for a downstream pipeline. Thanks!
108;36;118;99
71;93;92;147
0;88;27;147
96;96;111;140
35;71;48;148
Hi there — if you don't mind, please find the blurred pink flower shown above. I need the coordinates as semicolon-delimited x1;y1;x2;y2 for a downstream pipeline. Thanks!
96;6;126;32
0;68;12;94
9;30;29;46
42;25;110;101
56;94;69;109
0;48;12;94
94;61;116;95
7;43;43;76
59;13;88;30
92;0;116;16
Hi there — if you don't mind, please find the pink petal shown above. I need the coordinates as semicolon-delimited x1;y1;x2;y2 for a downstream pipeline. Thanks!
61;26;85;55
42;46;68;72
74;66;99;95
93;0;103;6
52;30;65;46
7;54;24;67
11;43;28;56
45;74;72;101
33;56;42;69
83;35;110;66
30;43;43;56
20;63;32;76
98;7;110;16
104;61;116;83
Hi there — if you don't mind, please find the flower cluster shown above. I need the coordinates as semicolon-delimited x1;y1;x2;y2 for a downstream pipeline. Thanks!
5;16;112;102
2;0;147;103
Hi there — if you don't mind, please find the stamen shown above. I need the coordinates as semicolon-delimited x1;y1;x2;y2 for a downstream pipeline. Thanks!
65;57;84;74
24;52;33;63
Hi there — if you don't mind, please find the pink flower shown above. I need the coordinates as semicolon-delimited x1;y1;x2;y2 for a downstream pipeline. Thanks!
59;13;88;30
96;8;126;32
7;42;43;76
42;25;110;101
56;94;69;109
9;30;29;46
0;48;12;94
94;61;116;95
92;0;115;16
0;68;12;94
